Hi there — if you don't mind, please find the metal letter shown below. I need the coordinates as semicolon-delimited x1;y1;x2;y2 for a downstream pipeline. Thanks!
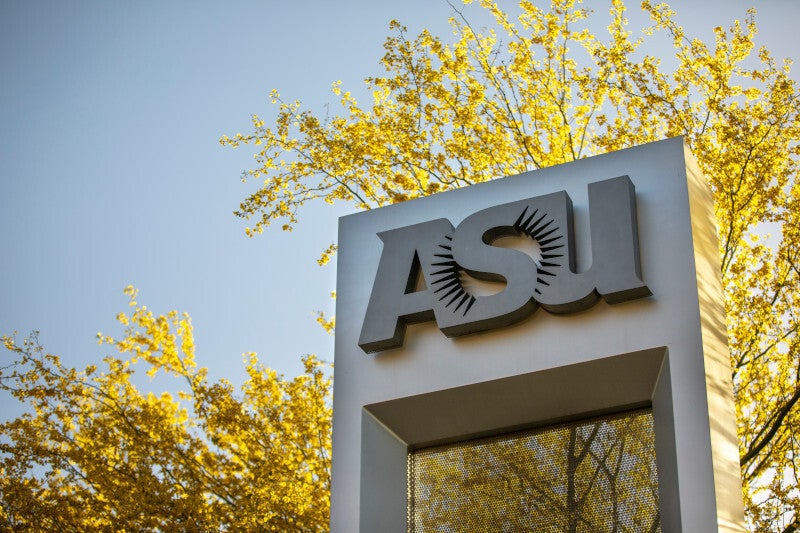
535;175;651;312
358;219;453;353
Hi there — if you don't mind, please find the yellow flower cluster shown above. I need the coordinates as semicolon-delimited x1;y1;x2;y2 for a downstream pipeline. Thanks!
1;288;332;531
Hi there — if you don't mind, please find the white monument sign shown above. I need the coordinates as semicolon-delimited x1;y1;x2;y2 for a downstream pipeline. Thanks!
331;138;745;532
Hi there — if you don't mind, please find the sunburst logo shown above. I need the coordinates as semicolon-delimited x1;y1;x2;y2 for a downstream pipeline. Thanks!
429;207;565;317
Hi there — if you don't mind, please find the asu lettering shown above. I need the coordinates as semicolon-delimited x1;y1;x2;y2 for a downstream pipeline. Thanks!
358;176;651;353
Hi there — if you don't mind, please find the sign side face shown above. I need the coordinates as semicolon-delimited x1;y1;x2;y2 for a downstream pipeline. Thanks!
331;138;744;532
684;145;747;531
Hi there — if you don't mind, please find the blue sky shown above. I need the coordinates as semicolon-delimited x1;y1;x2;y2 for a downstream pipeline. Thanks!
1;0;797;419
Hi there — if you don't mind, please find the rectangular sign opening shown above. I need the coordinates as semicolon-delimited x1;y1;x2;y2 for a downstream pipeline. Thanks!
407;408;660;532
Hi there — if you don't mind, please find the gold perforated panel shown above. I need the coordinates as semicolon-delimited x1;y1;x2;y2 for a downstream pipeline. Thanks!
408;409;660;533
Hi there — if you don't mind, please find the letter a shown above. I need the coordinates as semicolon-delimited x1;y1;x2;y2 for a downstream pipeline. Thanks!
358;219;454;353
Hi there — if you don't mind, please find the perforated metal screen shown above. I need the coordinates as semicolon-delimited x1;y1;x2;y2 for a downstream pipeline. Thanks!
408;408;660;533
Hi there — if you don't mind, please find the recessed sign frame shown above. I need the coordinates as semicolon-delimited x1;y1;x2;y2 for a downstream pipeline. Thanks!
331;138;745;532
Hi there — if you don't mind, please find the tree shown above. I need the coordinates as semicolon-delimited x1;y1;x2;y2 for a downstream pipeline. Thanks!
221;0;799;530
0;287;331;532
2;1;798;531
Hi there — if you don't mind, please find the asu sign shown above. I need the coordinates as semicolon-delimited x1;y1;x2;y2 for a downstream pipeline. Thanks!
359;175;651;353
333;140;746;533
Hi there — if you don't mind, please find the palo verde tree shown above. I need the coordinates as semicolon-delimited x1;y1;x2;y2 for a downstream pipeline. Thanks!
0;287;332;532
221;0;799;531
1;1;797;531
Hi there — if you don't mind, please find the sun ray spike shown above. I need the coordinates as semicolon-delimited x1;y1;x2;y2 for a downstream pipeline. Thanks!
446;290;465;307
521;209;539;231
514;207;529;228
526;213;548;234
433;279;460;293
463;296;477;315
534;225;559;241
531;219;555;238
453;293;471;313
